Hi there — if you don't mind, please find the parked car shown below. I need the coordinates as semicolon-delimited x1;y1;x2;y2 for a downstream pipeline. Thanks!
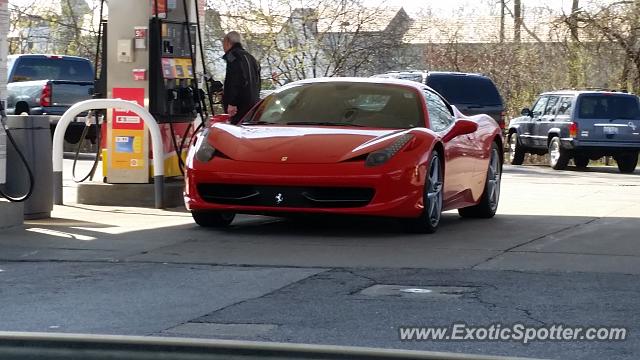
508;90;640;173
185;77;504;233
372;71;505;129
6;54;96;143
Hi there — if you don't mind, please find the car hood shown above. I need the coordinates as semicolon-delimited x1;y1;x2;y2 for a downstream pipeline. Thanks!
207;123;406;163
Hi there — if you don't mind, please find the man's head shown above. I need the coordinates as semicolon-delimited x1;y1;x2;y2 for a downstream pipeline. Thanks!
223;31;242;53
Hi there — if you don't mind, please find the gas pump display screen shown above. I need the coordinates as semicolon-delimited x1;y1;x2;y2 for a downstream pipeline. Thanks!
160;22;196;58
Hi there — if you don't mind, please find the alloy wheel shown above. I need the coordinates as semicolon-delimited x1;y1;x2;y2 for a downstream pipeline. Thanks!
426;156;443;227
487;147;501;211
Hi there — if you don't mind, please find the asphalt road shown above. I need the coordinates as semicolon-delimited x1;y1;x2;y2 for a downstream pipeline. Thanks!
1;161;639;359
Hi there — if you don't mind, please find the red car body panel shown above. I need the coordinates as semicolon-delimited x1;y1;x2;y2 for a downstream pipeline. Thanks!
184;77;502;219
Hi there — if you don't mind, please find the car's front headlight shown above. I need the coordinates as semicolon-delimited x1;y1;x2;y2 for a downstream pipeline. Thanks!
365;134;414;167
194;129;216;162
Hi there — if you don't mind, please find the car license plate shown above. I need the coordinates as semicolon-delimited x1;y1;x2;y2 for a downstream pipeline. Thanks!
603;126;619;135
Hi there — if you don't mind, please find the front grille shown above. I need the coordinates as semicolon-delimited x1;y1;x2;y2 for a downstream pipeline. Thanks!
197;184;375;208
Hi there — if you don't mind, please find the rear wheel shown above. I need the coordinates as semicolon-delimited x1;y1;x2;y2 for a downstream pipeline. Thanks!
403;153;443;234
548;137;569;170
459;143;502;219
192;211;236;228
616;152;638;174
574;155;589;169
507;132;525;165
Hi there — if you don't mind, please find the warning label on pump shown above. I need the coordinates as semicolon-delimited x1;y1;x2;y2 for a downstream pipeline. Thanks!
116;116;141;124
112;88;145;130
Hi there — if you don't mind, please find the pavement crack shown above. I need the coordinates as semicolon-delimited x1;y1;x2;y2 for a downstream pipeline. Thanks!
470;217;601;270
515;306;545;325
344;269;378;284
165;268;332;329
343;270;378;295
466;288;498;311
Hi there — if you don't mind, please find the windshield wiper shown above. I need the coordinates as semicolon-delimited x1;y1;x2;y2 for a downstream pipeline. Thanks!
286;121;365;127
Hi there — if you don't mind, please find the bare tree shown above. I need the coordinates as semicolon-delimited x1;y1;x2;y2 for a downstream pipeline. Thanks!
8;0;100;58
513;0;521;42
568;0;640;91
206;0;413;86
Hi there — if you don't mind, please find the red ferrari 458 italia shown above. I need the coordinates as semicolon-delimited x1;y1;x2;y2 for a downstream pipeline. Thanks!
185;78;503;233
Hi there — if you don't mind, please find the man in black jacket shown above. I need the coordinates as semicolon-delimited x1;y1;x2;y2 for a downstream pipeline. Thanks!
222;31;261;124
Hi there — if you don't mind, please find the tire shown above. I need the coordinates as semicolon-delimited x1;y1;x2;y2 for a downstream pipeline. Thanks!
403;152;443;234
507;132;525;165
548;137;569;170
459;143;502;219
192;211;235;228
574;155;589;169
616;152;638;174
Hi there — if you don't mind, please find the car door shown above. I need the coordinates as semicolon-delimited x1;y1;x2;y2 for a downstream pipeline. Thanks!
533;95;560;148
520;96;548;148
424;90;476;207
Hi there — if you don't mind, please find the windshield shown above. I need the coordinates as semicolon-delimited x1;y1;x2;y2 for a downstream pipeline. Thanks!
577;95;640;119
246;83;424;129
427;75;502;106
10;57;93;82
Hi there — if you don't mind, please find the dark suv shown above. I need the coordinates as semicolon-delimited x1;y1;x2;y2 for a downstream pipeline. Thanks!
508;90;640;173
372;71;505;128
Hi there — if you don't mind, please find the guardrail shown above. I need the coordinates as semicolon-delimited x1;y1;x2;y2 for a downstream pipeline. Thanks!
52;99;165;208
0;332;543;360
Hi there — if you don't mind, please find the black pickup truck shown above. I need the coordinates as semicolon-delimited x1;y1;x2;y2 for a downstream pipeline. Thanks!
6;54;95;142
508;90;640;173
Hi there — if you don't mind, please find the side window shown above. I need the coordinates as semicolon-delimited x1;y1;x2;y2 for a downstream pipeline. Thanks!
531;96;549;117
544;96;560;115
424;90;454;132
556;97;573;116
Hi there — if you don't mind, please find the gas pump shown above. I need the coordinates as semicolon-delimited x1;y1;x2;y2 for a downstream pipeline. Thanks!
102;0;210;184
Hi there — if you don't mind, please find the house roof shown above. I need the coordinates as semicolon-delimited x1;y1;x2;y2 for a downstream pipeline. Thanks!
403;13;593;44
317;7;405;33
215;6;595;45
216;6;407;36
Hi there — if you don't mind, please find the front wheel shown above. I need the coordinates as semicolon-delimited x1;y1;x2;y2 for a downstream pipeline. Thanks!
192;211;236;228
616;152;638;174
403;152;443;234
507;132;525;165
459;142;502;219
548;137;569;170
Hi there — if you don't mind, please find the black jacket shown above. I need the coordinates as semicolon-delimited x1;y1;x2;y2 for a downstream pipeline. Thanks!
222;44;261;123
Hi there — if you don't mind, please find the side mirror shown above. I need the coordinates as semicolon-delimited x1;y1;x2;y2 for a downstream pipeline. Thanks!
210;114;231;124
442;119;478;142
521;108;532;117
